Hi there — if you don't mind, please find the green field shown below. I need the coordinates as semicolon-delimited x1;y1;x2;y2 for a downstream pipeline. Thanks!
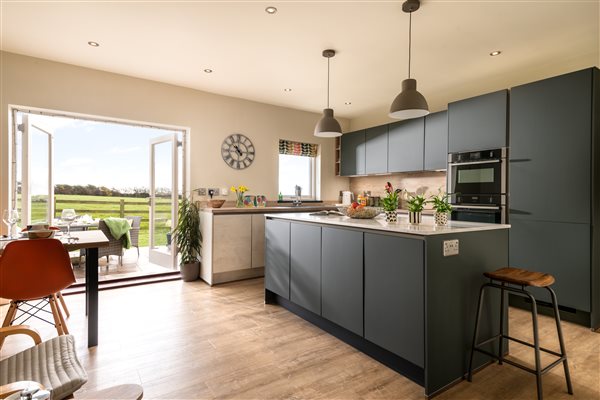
28;194;174;247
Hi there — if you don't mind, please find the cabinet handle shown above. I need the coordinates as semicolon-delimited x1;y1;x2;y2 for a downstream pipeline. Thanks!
509;159;532;163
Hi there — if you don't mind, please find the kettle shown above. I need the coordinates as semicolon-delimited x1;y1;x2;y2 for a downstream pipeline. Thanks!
342;191;354;205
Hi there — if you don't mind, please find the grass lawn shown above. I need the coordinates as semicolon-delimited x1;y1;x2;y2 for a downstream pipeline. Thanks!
29;194;174;247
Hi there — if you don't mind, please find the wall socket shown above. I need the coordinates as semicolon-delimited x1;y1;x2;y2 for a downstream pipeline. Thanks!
196;188;207;196
443;239;459;257
208;188;220;197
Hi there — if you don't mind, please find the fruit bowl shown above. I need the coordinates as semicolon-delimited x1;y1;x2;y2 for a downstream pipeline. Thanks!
208;199;226;208
338;206;380;219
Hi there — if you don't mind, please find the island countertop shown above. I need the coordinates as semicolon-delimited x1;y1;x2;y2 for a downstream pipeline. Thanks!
264;212;510;236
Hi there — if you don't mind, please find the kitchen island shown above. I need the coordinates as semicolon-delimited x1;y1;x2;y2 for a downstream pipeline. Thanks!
264;213;510;397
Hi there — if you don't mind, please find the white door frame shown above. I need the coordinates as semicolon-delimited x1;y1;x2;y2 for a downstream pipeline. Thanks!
148;133;179;269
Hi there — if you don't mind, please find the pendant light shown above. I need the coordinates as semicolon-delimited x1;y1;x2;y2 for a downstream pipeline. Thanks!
389;0;429;119
314;49;342;137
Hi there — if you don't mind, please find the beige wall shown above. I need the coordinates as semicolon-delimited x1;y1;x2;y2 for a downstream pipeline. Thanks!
0;51;350;232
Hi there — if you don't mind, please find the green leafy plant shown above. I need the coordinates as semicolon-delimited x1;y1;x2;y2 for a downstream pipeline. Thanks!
381;182;402;212
172;197;202;265
406;193;427;213
428;190;453;214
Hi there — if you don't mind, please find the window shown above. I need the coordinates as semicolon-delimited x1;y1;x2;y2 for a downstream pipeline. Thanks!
278;139;318;199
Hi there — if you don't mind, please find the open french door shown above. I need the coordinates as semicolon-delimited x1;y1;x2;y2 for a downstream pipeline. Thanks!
148;133;179;269
14;112;55;226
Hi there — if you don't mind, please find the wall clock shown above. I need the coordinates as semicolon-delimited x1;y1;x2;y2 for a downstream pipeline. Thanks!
221;133;255;170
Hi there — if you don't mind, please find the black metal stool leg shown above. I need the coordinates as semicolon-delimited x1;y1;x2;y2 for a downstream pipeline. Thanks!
498;282;506;365
528;293;543;400
468;283;487;382
547;287;573;395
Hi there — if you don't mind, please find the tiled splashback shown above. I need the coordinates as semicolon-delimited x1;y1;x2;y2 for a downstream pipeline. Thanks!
349;171;447;209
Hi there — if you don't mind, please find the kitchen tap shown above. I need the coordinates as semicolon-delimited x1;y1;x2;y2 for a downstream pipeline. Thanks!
293;185;302;206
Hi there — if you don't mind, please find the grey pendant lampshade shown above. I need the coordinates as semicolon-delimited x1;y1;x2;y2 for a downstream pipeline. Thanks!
389;78;429;119
314;108;342;137
389;0;429;120
314;49;342;137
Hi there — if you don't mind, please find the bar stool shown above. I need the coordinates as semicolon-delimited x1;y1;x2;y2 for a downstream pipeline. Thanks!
467;267;573;400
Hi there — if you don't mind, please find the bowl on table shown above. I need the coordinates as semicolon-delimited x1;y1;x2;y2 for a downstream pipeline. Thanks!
338;206;380;219
22;230;55;239
208;199;226;208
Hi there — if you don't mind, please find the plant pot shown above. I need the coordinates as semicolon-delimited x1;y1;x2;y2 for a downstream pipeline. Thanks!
434;211;449;226
385;210;397;223
408;211;422;224
180;262;200;282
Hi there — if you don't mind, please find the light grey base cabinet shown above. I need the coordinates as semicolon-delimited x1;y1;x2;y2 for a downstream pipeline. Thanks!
364;233;424;368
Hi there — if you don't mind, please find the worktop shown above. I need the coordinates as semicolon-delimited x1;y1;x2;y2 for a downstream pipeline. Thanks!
201;205;337;215
265;212;510;236
264;215;509;396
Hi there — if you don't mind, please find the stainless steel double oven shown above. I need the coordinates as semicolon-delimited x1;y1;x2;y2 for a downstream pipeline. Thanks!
447;148;508;224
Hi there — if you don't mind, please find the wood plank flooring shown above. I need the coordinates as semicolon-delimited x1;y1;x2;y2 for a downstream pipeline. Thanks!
1;278;598;399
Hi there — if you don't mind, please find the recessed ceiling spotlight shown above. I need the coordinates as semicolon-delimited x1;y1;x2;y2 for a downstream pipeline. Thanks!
204;68;213;73
489;50;502;56
87;41;100;47
283;88;292;92
344;101;352;105
265;6;277;14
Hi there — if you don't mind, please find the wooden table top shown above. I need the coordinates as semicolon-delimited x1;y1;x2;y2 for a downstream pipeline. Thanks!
61;230;110;251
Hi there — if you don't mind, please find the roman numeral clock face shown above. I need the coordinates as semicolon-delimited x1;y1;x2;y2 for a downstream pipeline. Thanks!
221;134;255;170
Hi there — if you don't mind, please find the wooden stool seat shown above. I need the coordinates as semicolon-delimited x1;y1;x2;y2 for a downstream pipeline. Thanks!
484;267;555;287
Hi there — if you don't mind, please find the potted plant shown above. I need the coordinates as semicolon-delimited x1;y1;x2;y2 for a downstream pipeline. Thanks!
381;182;402;223
172;197;202;281
429;190;452;226
406;193;427;224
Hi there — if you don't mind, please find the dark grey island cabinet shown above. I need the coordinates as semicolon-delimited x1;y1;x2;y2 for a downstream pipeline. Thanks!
264;213;509;396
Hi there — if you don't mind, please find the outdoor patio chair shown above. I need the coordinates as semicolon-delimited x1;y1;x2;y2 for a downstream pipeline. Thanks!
124;215;142;258
79;220;124;268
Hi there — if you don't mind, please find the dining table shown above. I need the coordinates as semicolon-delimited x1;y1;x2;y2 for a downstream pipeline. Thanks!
1;230;109;348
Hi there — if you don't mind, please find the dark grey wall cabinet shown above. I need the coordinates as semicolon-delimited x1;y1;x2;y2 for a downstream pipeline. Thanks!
265;219;290;299
388;117;425;172
321;227;364;335
365;125;389;174
424;111;448;171
509;218;590;312
290;223;322;315
448;89;508;152
510;69;592;224
364;233;424;368
340;130;366;176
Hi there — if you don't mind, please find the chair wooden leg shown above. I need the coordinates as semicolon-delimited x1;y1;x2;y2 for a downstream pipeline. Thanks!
0;301;19;349
57;292;70;318
2;301;18;327
48;295;65;336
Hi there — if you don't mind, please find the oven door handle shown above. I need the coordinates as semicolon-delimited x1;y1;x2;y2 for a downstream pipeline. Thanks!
448;159;501;167
452;205;501;210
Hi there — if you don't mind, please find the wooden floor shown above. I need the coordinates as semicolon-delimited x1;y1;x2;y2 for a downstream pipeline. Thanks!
1;278;598;399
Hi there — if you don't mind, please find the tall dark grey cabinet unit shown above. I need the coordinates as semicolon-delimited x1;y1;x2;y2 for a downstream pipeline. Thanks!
509;67;599;329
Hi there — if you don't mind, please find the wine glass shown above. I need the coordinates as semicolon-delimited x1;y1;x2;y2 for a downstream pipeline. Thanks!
2;209;19;239
61;209;77;238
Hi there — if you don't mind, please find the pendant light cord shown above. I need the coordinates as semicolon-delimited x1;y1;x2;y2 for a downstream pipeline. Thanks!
408;11;412;79
327;56;331;108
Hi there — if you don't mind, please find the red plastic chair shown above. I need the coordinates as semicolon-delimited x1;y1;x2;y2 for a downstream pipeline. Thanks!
0;239;76;349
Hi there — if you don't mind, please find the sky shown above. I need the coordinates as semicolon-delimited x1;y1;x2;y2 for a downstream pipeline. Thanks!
23;113;181;195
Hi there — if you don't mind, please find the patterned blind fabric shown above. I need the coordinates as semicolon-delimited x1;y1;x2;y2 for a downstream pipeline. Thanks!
279;139;318;157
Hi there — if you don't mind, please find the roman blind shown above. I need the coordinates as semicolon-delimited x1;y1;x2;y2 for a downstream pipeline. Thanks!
278;139;318;157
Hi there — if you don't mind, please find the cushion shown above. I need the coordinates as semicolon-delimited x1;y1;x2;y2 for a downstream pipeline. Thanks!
0;335;87;400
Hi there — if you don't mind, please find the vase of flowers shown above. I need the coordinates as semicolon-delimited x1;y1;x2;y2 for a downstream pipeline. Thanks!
429;190;452;226
230;185;249;208
406;193;426;224
381;182;402;223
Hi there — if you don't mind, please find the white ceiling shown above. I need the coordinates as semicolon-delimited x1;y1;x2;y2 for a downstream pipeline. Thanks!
1;1;598;121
